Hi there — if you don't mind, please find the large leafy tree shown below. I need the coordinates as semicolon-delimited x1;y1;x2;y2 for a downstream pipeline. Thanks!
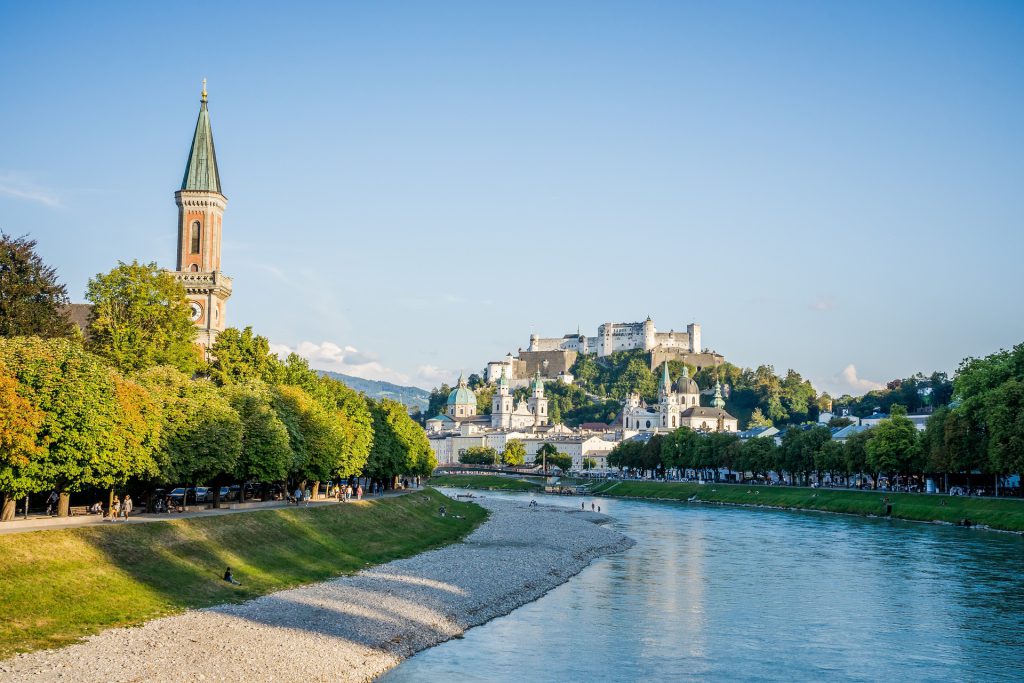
0;338;161;515
460;446;497;466
0;362;45;520
86;260;198;373
365;399;433;484
739;436;777;480
224;381;293;486
136;366;242;492
503;439;526;466
314;375;374;478
0;233;75;338
209;326;282;386
273;384;346;487
866;413;920;483
985;378;1024;478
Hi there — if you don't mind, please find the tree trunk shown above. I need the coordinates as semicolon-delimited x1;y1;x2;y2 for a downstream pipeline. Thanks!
108;489;115;518
212;487;221;509
312;481;321;500
1;494;15;522
57;491;70;517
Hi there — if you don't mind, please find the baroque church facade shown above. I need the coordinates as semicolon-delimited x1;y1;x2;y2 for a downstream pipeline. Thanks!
171;81;232;353
430;369;549;432
622;363;739;433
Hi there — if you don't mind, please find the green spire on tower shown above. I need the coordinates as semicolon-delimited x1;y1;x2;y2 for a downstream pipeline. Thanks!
181;79;222;194
712;378;726;409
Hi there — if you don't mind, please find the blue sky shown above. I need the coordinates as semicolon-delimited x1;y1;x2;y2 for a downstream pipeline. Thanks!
2;1;1022;394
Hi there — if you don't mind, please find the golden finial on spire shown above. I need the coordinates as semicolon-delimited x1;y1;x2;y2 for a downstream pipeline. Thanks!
201;78;208;103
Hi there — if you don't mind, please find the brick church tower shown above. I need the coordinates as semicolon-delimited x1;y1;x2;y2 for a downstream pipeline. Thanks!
173;80;232;354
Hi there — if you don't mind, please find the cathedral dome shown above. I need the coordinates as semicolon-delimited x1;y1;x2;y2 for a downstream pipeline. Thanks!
447;375;477;406
675;376;699;394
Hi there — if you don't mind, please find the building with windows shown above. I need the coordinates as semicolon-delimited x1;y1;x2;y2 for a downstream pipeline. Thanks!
171;81;232;353
621;363;738;434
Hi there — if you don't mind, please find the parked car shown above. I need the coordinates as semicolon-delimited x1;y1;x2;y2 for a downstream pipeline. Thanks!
168;487;193;504
168;487;209;504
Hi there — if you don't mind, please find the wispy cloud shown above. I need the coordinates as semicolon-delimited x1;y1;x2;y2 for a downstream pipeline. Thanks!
810;295;838;312
0;172;61;208
271;340;424;387
821;364;884;396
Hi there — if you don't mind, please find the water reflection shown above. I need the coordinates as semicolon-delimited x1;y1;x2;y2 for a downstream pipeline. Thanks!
380;490;1024;682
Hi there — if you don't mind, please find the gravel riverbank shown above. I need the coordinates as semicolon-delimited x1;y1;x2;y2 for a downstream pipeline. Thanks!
1;498;633;682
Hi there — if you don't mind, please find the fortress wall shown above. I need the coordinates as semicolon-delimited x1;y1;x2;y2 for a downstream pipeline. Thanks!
518;350;578;378
649;348;724;371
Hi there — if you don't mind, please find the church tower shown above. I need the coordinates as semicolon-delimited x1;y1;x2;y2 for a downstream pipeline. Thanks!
173;80;232;354
527;370;548;427
491;368;513;429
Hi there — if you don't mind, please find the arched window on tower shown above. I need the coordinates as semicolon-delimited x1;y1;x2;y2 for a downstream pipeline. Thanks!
190;221;201;254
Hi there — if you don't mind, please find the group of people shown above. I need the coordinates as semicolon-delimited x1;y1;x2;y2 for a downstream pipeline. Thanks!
335;483;363;502
105;495;133;521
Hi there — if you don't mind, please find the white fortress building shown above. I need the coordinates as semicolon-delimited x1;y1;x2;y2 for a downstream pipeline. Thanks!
526;317;701;358
486;317;723;385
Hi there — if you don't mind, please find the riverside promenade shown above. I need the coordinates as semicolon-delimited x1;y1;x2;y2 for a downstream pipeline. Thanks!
0;498;633;682
0;492;409;535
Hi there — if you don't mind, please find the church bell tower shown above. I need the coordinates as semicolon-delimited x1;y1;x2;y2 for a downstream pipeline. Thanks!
173;80;232;353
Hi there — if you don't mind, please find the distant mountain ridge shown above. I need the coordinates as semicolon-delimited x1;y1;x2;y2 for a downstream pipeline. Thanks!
318;370;430;412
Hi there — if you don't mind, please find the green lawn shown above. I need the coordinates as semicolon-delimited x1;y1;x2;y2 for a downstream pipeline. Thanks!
430;474;544;491
0;488;485;659
587;480;1024;532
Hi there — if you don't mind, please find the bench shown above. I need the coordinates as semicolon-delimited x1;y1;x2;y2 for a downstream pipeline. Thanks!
69;505;90;516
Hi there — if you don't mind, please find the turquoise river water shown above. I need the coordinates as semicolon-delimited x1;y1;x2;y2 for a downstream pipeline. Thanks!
379;489;1024;682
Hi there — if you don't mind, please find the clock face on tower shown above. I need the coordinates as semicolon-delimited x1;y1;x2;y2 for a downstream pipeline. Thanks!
189;302;203;322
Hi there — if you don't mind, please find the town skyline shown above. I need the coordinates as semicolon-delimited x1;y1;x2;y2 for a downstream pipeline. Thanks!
2;2;1022;395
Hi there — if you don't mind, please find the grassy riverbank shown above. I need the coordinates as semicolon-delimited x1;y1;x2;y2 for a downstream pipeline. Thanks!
430;474;544;491
0;489;485;659
587;480;1024;532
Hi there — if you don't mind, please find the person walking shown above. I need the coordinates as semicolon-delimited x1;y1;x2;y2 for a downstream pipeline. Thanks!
45;491;59;516
356;484;363;500
122;495;133;521
110;496;121;521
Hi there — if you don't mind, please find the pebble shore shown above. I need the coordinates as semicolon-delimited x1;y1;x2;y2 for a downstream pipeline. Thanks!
1;498;633;682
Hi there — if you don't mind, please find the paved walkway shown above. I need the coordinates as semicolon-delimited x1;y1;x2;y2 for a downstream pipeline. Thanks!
0;490;415;535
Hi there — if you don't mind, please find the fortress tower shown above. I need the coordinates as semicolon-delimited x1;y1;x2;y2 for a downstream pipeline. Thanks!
173;81;232;354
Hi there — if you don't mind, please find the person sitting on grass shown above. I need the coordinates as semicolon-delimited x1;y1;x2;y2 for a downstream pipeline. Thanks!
223;567;241;585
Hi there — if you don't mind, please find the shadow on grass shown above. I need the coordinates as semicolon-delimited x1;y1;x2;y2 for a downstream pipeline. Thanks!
0;489;485;659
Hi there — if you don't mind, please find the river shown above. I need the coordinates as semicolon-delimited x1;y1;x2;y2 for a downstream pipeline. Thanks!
379;489;1024;682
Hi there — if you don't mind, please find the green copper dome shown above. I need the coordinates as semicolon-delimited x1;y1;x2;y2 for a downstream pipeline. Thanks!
447;374;476;406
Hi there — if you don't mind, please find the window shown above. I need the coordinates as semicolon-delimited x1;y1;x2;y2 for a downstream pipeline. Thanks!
190;264;199;272
646;420;651;428
190;221;201;254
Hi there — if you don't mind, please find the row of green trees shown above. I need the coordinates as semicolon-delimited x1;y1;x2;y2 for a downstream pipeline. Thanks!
0;235;434;519
456;440;572;472
608;398;1019;490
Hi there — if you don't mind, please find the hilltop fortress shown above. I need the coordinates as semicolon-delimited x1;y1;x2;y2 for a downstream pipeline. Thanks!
486;317;724;385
